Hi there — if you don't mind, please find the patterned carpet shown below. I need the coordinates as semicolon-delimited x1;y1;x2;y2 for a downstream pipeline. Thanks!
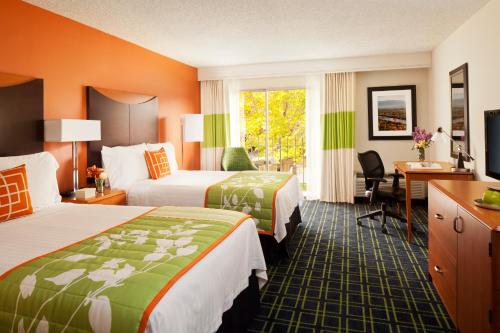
248;200;456;333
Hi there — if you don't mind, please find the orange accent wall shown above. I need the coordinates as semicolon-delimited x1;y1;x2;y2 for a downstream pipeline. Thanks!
0;0;200;191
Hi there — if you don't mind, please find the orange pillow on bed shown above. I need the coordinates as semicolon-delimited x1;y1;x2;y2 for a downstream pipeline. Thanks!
0;164;33;222
144;148;171;179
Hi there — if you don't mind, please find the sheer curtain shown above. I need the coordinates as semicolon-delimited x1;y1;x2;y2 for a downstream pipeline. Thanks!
304;75;323;199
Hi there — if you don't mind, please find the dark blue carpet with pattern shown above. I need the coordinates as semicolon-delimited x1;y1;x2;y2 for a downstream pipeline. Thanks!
249;200;456;333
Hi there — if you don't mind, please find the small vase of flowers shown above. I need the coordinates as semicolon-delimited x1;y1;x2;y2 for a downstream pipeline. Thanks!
87;165;108;193
412;127;433;162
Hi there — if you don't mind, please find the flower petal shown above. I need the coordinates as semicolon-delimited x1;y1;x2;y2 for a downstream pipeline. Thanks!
174;237;193;247
89;296;112;333
65;254;96;262
45;269;86;286
35;317;48;333
176;245;198;257
192;224;211;229
20;274;36;299
143;252;167;262
18;318;25;333
253;188;264;199
156;239;173;248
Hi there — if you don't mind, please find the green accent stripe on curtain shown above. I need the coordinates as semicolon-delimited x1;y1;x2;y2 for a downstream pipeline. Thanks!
322;111;355;150
202;113;230;148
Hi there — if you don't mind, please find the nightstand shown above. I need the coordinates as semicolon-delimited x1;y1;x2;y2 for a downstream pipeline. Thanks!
62;189;127;205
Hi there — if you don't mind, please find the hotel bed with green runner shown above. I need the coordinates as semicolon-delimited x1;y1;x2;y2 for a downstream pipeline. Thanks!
127;170;304;261
0;204;267;333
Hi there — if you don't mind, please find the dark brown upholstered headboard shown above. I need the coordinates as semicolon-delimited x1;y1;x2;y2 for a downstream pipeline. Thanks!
0;74;44;156
86;86;158;167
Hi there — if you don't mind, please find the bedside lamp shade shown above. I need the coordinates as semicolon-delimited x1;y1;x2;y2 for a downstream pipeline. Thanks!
44;119;102;196
182;114;204;142
44;119;101;142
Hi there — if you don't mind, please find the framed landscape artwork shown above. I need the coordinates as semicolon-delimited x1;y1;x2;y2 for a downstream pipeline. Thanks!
367;85;417;140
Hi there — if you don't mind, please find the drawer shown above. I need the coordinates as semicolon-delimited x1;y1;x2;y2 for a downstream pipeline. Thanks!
428;185;458;263
97;194;127;205
429;232;457;325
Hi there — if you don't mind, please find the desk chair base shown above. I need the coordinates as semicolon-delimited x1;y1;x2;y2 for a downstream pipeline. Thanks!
357;202;406;234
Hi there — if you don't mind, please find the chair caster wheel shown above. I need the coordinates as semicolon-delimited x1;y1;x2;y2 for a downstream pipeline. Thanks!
357;220;362;226
382;226;388;234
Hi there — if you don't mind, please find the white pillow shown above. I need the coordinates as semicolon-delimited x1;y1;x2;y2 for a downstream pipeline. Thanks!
101;143;149;190
0;152;61;210
146;142;179;171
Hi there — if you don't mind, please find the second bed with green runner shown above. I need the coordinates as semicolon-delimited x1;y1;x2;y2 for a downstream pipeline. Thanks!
0;206;265;333
204;171;293;237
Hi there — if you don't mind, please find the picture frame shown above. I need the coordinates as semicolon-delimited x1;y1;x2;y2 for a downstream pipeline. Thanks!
367;85;417;140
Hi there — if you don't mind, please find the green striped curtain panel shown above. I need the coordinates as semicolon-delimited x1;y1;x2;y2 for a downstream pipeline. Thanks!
200;80;230;170
321;72;356;203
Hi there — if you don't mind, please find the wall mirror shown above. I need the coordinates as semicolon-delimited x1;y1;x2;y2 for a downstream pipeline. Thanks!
449;63;470;159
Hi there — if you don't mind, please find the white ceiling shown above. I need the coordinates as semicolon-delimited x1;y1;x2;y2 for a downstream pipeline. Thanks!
24;0;489;68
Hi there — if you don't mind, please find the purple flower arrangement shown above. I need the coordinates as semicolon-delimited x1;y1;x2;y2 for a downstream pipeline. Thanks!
412;127;433;161
412;127;433;150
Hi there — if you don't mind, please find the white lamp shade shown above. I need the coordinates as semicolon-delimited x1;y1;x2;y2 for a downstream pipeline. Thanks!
44;119;101;142
182;114;204;142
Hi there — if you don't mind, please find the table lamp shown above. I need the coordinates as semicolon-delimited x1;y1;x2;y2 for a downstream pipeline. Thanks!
431;127;474;172
181;114;204;168
45;119;101;196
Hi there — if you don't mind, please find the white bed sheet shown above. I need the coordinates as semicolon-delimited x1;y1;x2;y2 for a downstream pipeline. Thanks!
127;170;304;242
0;203;267;333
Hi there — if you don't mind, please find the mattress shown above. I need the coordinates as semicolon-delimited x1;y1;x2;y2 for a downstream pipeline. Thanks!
0;203;267;333
127;170;304;242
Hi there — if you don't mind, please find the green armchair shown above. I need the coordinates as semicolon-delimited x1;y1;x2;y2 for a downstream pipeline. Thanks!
221;147;258;171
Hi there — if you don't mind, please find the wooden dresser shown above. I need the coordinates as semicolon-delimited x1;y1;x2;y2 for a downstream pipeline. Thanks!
428;180;500;332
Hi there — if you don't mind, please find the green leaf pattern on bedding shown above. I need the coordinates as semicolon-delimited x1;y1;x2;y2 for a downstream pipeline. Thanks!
205;171;292;235
0;206;246;333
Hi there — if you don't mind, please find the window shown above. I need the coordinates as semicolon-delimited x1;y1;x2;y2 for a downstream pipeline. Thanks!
240;89;306;186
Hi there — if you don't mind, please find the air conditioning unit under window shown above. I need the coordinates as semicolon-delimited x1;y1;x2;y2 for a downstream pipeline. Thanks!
354;173;426;199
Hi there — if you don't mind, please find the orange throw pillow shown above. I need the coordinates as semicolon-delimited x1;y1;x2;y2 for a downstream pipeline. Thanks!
144;148;171;179
0;164;33;222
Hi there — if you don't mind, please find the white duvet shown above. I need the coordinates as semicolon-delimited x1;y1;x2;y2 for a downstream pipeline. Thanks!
0;203;267;333
127;170;304;242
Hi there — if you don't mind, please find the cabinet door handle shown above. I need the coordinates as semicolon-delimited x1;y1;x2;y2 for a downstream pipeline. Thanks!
454;216;464;233
434;213;444;220
434;265;442;273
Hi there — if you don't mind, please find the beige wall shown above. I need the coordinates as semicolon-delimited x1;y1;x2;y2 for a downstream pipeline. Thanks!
430;0;500;181
355;68;430;172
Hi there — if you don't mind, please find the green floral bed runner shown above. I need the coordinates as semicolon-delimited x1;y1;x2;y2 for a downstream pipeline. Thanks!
205;171;293;236
0;206;248;333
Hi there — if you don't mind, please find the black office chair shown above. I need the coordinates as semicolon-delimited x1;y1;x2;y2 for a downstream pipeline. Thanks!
357;150;406;234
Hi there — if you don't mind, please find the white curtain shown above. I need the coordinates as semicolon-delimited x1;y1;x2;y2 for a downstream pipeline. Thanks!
320;72;356;203
223;79;241;147
305;75;323;199
200;80;227;171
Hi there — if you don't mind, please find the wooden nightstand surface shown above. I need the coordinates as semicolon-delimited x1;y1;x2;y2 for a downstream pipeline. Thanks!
62;189;127;205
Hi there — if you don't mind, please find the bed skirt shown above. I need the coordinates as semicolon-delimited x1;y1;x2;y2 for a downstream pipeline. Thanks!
259;205;302;264
216;270;260;333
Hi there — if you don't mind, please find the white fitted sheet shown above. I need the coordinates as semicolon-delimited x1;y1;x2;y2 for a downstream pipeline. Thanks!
127;170;304;242
0;203;267;333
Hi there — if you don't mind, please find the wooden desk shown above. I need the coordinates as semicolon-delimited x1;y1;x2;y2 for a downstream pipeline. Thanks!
394;161;474;241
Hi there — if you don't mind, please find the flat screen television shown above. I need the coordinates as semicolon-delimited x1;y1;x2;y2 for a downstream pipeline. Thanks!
485;110;500;180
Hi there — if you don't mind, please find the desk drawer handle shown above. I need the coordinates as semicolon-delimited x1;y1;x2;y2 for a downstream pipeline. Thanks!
434;265;442;273
434;213;444;220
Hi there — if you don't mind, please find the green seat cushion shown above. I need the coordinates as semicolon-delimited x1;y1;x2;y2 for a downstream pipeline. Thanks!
222;147;258;171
